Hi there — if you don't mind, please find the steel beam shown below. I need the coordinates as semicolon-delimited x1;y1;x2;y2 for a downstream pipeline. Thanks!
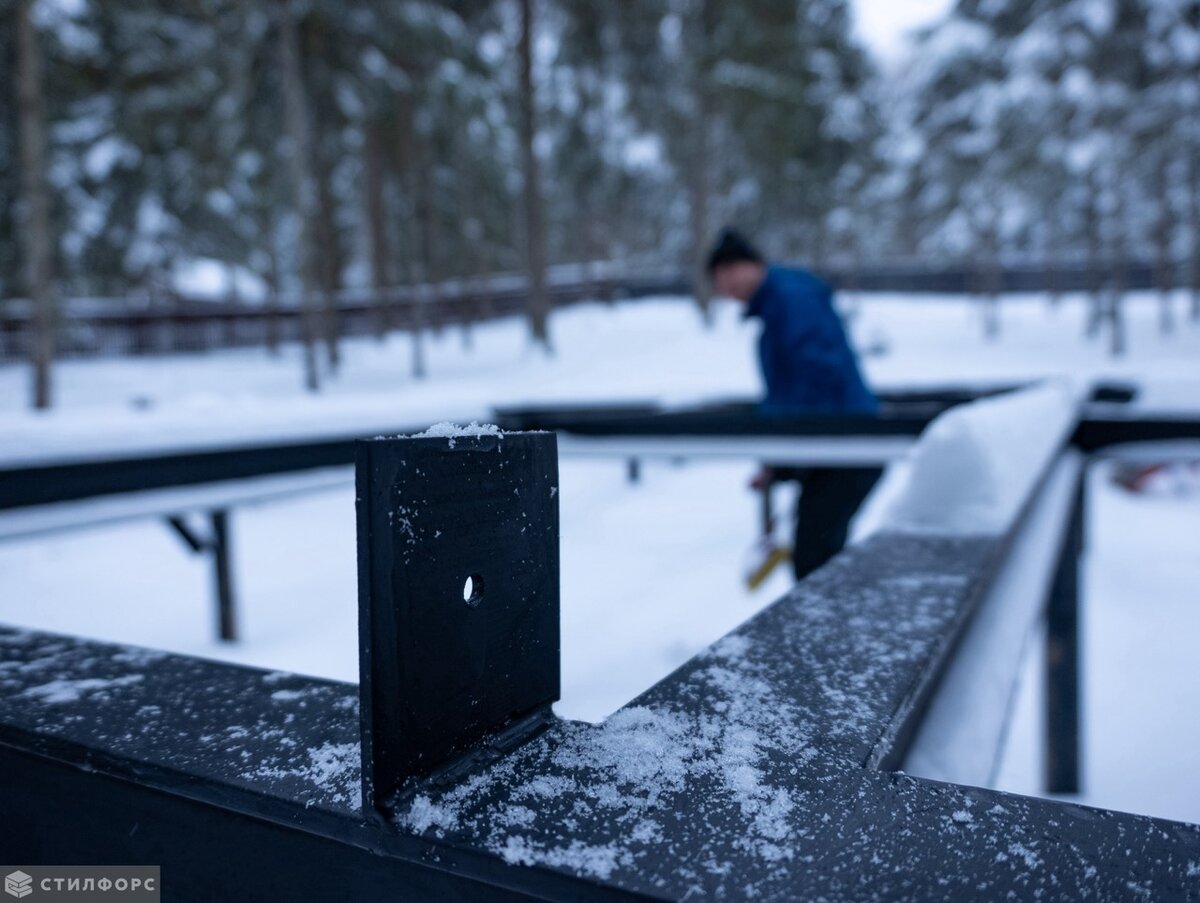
1045;469;1085;794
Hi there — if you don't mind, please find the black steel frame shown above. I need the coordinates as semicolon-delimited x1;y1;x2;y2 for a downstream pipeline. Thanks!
2;387;1199;900
0;427;420;643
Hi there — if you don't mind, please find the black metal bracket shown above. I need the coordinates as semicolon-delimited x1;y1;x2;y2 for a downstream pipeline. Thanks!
164;510;237;642
356;430;560;814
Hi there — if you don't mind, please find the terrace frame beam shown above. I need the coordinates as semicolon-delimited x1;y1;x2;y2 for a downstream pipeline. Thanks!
2;386;1199;900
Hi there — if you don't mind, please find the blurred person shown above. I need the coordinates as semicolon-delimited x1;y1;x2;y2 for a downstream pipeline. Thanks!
706;228;883;580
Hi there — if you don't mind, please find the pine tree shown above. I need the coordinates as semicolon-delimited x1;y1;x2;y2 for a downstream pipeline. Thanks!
610;0;878;317
278;0;321;391
518;0;550;350
16;0;54;408
0;6;19;304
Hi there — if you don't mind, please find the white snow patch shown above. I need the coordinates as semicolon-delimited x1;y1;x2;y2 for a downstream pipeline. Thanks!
19;674;143;704
395;638;816;880
269;688;311;702
706;634;752;662
406;794;460;833
411;421;504;448
302;742;360;804
552;706;693;798
109;647;169;666
880;381;1079;535
1007;842;1042;870
498;836;630;880
250;741;361;809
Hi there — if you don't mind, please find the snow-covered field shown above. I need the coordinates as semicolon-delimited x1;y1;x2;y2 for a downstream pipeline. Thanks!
1;291;1198;823
4;291;1198;462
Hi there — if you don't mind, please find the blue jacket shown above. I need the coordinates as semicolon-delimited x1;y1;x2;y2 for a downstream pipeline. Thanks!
745;265;878;415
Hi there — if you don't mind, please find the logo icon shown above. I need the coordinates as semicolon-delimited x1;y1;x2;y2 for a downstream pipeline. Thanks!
4;871;32;899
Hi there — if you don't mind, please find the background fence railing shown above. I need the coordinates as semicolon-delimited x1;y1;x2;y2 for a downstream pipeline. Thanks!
0;258;1192;364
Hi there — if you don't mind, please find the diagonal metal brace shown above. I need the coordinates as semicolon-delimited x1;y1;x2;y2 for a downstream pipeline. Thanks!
165;515;207;552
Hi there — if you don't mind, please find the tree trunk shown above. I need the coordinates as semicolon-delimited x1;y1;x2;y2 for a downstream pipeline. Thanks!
277;0;320;392
1044;196;1061;307
314;145;342;372
982;216;1002;341
259;206;282;355
687;104;712;325
1107;177;1127;358
393;90;426;379
687;4;713;325
417;128;446;341
304;16;342;373
1191;148;1200;322
518;0;551;351
811;213;830;274
1084;169;1104;339
364;120;392;340
842;217;862;319
1153;154;1174;336
1107;272;1127;358
452;124;475;351
411;297;427;378
16;0;54;410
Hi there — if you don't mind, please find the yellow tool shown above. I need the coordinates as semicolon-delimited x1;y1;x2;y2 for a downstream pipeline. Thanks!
743;472;792;590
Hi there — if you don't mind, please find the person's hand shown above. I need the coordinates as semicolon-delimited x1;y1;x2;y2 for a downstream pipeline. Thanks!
749;466;775;491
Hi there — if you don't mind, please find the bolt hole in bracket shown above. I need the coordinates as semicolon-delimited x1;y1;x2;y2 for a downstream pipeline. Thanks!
463;574;485;607
356;430;560;815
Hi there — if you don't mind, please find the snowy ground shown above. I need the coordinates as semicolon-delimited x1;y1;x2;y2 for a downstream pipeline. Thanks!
1;291;1198;823
5;290;1198;462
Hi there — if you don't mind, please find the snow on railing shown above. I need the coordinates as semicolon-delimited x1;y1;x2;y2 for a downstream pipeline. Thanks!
879;379;1081;535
